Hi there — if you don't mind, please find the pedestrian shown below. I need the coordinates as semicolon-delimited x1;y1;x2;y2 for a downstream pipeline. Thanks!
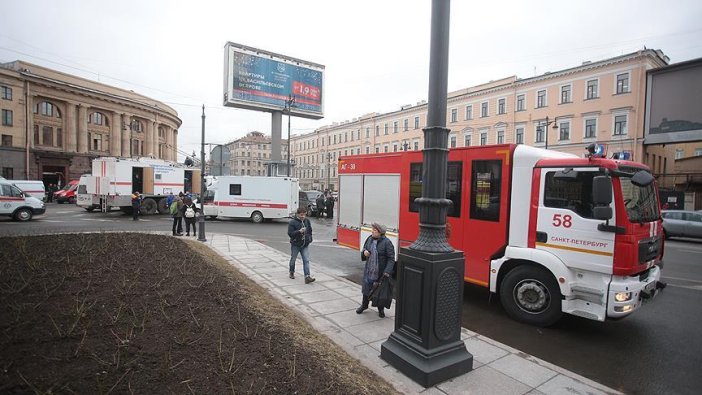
181;196;199;237
171;194;183;236
166;191;175;209
316;194;326;218
356;222;395;318
287;207;315;284
131;191;142;220
325;192;335;219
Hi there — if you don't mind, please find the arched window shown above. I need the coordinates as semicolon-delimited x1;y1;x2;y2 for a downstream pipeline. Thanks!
89;111;109;126
33;101;62;118
131;120;143;133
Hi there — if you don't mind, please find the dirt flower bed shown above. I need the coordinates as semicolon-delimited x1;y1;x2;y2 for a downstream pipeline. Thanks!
0;233;397;394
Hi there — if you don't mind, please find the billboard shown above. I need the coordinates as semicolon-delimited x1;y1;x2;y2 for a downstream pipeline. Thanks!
223;42;325;120
644;57;702;144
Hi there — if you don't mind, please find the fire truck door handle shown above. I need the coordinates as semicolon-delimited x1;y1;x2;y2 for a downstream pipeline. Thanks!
536;231;547;243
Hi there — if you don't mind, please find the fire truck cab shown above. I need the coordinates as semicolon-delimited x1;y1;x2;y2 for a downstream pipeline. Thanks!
337;144;663;326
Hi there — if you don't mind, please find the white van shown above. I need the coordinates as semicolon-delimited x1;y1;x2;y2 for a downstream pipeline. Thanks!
0;179;46;221
9;180;46;202
203;176;299;223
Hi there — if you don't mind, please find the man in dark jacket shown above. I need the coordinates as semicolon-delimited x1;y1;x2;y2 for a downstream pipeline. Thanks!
325;193;335;219
287;208;315;284
356;222;395;317
315;194;326;218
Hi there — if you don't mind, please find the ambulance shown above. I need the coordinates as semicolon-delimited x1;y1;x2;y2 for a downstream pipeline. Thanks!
337;144;664;326
202;176;299;223
0;178;46;221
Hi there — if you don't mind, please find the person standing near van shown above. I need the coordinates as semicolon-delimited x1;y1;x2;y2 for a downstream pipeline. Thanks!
131;192;142;220
316;194;326;218
171;194;184;236
181;196;199;237
325;192;335;219
287;208;315;284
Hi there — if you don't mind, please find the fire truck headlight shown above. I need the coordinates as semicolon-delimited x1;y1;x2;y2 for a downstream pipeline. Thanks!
614;292;632;302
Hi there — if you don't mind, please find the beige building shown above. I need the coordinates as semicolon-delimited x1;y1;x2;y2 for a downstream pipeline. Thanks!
0;61;181;185
225;131;289;176
291;49;702;192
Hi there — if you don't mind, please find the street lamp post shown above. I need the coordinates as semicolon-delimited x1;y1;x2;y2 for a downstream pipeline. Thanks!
197;105;206;242
285;94;295;177
326;152;332;191
540;115;559;150
380;0;473;387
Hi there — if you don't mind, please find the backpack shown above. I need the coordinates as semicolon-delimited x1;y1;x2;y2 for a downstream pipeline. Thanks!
170;201;179;215
184;205;195;218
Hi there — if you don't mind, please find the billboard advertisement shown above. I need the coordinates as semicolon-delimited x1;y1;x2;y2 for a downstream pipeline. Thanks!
224;42;325;120
644;57;702;144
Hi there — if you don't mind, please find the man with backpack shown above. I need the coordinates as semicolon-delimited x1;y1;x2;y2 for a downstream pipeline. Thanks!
181;196;199;237
171;193;184;236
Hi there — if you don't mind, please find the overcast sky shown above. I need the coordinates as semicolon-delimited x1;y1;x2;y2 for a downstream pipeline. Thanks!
2;0;701;161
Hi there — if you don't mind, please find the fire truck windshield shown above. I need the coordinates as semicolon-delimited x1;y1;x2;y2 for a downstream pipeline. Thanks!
620;173;660;223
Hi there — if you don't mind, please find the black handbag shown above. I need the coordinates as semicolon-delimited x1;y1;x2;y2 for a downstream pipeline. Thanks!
370;276;394;309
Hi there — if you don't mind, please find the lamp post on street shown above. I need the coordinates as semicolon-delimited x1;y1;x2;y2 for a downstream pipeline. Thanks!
539;115;560;150
380;0;473;387
284;94;295;177
197;105;206;242
326;152;332;191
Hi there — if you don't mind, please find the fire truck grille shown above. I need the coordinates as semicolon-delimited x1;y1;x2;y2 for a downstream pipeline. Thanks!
638;236;661;264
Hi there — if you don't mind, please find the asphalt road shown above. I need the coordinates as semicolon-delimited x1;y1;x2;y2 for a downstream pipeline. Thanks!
2;204;701;394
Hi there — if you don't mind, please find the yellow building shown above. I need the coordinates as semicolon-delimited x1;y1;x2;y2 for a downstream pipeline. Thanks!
0;61;181;185
291;49;702;193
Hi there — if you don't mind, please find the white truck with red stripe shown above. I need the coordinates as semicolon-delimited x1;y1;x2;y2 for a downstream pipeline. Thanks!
202;176;299;223
0;178;46;221
76;157;201;214
337;144;664;326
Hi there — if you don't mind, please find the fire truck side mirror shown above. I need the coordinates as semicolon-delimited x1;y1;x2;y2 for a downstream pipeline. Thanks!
592;175;613;221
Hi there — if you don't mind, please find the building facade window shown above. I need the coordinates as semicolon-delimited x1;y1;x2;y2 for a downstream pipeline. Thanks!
465;105;473;120
1;167;13;179
1;86;11;100
450;134;457;148
366;127;370;138
480;132;487;146
586;79;598;99
1;134;12;146
515;127;524;144
384;123;388;135
516;94;525;111
393;121;398;133
1;109;12;126
365;146;370;154
558;121;570;141
413;140;419;150
414;116;420;129
675;149;684;159
536;90;547;108
497;130;504;144
89;112;107;126
450;108;457;122
498;98;506;115
616;73;630;94
535;123;544;143
403;119;408;131
375;126;380;136
613;114;628;135
584;118;597;139
560;85;571;103
695;148;702;156
464;134;472;147
481;102;488;117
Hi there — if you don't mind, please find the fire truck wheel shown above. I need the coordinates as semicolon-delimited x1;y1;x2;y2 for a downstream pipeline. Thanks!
500;265;562;327
251;211;264;224
156;198;169;214
141;198;158;215
14;208;33;222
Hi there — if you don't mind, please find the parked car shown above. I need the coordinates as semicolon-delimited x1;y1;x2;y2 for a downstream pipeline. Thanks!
299;190;324;217
661;210;702;239
54;179;79;204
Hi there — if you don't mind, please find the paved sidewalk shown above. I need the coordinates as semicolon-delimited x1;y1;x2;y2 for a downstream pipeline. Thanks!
204;233;619;395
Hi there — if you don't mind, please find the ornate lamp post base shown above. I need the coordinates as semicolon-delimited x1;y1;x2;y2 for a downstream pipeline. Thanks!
381;247;473;387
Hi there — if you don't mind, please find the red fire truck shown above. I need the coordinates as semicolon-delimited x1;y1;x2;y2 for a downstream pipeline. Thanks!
337;144;664;326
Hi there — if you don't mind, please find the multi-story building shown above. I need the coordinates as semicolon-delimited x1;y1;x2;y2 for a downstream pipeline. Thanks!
0;60;181;185
225;131;289;177
291;49;691;192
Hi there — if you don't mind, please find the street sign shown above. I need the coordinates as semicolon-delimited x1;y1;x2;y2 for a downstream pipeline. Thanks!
210;146;231;176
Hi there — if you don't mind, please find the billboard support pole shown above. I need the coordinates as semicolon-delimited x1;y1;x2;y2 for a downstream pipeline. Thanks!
198;105;207;242
285;94;295;177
